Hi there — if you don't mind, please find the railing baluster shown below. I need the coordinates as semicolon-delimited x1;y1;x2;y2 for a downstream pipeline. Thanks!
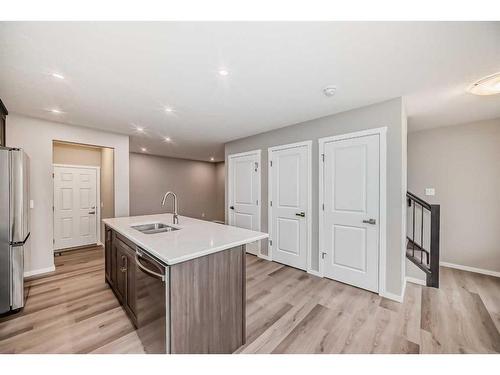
412;200;416;258
421;203;424;265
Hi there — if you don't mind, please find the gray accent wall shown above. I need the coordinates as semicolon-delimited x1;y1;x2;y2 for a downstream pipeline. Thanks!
408;118;500;274
130;153;225;222
225;98;407;297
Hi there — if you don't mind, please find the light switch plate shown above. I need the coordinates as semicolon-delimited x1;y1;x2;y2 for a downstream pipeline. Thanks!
425;188;435;196
30;199;34;209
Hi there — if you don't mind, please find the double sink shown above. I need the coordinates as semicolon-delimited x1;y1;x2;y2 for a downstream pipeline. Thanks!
131;222;180;235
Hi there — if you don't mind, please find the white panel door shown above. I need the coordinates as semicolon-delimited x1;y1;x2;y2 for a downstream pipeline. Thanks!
269;144;309;270
322;134;380;292
228;152;260;255
54;166;98;250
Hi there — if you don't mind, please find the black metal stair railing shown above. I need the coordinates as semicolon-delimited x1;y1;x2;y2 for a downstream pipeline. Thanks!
406;191;440;288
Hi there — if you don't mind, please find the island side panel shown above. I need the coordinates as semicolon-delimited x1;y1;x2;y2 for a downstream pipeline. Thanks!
169;254;210;353
169;245;245;354
208;246;244;353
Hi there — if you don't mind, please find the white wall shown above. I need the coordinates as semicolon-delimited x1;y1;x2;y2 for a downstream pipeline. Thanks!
6;114;129;276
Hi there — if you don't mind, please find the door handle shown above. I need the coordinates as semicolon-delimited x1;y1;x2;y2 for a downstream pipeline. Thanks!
362;218;376;225
88;211;96;215
295;212;305;217
230;206;235;210
120;255;127;273
135;251;165;282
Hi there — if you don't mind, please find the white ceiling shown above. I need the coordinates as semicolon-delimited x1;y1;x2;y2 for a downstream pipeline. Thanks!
1;22;499;161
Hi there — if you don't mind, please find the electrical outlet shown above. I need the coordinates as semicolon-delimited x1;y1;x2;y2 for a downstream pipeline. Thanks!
201;212;205;218
425;188;435;196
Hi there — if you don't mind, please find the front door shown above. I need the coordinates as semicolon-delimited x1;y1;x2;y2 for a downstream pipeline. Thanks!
321;133;380;292
269;143;310;270
228;151;260;255
54;166;98;250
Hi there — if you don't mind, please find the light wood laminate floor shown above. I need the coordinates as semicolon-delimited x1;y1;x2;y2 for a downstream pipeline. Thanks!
1;247;499;354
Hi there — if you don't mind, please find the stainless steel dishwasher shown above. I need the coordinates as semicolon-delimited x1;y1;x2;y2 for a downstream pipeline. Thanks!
135;247;169;354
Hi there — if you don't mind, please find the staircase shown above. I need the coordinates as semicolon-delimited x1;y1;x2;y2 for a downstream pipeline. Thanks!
406;191;440;288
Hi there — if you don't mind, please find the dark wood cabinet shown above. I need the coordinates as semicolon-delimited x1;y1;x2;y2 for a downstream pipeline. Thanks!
103;225;246;353
0;99;7;147
123;248;137;321
104;227;112;284
104;226;137;327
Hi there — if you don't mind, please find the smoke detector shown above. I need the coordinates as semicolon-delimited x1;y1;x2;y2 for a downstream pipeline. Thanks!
323;86;337;97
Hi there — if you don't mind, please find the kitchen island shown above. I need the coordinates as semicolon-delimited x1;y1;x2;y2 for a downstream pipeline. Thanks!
102;214;267;354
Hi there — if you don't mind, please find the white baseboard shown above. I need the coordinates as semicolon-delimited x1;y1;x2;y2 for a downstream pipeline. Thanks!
379;280;406;303
406;276;426;286
307;268;322;277
24;265;56;278
257;253;272;261
440;261;500;278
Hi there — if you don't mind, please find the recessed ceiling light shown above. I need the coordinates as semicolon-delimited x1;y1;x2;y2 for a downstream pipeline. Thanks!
141;147;147;152
468;72;500;95
51;73;65;80
50;109;63;114
323;86;337;97
164;137;171;142
165;107;174;113
210;157;215;161
136;126;144;132
218;69;229;76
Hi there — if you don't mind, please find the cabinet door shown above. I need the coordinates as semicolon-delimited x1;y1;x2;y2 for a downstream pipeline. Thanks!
124;249;137;325
115;241;127;302
110;235;118;292
104;227;112;284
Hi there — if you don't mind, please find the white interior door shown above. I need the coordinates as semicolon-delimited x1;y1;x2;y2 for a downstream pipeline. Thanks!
228;151;260;255
54;166;98;250
269;142;310;270
321;133;380;292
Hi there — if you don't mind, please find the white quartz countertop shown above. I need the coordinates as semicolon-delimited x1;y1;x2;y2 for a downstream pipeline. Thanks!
102;214;268;265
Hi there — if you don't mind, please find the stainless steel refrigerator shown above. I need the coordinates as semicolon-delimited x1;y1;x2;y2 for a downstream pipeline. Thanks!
0;147;30;314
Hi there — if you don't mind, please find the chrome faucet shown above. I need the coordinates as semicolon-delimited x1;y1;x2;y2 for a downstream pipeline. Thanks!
161;191;179;224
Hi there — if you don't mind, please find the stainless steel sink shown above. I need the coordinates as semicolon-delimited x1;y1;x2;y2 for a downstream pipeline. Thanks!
131;222;179;234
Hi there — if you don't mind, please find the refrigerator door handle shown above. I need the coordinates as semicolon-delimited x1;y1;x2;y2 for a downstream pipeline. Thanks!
9;149;30;244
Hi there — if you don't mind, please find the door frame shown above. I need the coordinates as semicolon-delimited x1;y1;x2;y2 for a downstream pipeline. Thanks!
227;149;262;256
318;127;387;296
52;163;101;249
267;140;312;272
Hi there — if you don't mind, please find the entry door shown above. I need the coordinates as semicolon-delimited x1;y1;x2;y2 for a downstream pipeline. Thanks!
228;151;260;255
54;166;98;250
321;133;380;292
269;143;310;270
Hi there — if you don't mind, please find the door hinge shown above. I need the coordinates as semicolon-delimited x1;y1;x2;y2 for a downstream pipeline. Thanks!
321;153;325;162
270;200;272;207
269;239;273;247
270;160;273;167
322;203;325;211
254;162;258;172
256;199;259;205
52;172;54;178
53;238;55;244
52;205;54;211
321;252;327;259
